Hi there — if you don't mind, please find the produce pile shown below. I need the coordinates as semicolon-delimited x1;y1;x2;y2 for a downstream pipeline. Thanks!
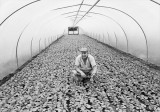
0;35;160;112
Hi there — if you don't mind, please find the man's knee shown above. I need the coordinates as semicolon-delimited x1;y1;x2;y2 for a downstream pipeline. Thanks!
71;70;84;81
71;70;77;77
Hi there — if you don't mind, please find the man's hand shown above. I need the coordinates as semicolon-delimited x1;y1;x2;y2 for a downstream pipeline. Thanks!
80;72;86;78
90;77;94;82
90;73;95;82
91;73;95;76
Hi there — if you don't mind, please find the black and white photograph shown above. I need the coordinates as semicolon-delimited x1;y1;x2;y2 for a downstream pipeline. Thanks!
0;0;160;111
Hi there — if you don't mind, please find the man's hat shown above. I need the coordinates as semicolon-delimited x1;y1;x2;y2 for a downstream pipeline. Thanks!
79;47;88;52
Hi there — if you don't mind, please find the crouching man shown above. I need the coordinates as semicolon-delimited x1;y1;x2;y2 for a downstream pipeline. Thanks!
72;47;97;84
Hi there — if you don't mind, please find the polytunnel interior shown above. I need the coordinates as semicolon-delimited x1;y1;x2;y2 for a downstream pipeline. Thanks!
0;0;160;111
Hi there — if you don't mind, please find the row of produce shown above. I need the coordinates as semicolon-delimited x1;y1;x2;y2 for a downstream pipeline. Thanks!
0;35;160;112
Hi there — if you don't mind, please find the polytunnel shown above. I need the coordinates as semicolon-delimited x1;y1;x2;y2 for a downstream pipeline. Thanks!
0;0;160;111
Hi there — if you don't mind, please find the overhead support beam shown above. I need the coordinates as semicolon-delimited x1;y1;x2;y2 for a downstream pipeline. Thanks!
61;11;79;15
150;0;160;5
73;0;85;26
65;14;92;18
53;4;80;11
75;0;100;25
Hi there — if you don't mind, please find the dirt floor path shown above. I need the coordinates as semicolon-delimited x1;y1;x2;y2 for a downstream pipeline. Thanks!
0;35;160;112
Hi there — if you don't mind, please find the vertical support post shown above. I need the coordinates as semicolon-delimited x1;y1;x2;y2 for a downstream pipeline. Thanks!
45;38;46;48
30;37;33;57
68;27;69;35
16;35;21;68
97;34;99;40
78;27;79;35
103;34;105;43
39;38;41;52
48;38;50;45
50;37;51;45
95;34;98;40
63;30;65;35
114;32;118;48
107;32;110;45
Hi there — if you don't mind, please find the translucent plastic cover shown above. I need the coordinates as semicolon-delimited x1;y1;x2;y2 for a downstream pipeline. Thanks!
0;0;160;79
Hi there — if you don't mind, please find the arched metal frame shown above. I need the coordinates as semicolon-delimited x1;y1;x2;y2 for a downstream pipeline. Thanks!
84;4;148;61
0;1;127;61
53;4;148;61
61;11;129;52
2;2;149;68
16;24;30;67
0;0;44;68
0;0;67;68
0;0;41;26
15;14;67;68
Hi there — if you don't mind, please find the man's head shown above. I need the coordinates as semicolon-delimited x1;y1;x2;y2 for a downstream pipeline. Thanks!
80;47;88;59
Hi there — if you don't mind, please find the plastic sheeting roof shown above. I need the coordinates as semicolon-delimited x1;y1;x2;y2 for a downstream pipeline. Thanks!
0;0;160;77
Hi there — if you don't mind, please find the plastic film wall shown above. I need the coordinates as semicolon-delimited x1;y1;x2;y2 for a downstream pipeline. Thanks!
0;0;160;79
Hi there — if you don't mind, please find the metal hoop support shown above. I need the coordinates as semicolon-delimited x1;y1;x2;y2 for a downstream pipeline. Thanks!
16;24;30;68
107;32;110;45
39;38;41;52
89;4;148;61
114;32;118;48
45;38;46;48
30;37;33;57
103;34;105;43
62;11;129;53
58;4;148;60
0;0;41;26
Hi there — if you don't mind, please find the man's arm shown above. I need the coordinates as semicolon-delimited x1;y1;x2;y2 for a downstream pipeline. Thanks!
90;65;97;82
89;65;96;82
89;55;97;82
75;66;86;77
89;55;97;76
91;65;97;76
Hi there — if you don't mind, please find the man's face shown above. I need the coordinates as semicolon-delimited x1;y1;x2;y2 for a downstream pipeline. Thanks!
81;51;88;59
